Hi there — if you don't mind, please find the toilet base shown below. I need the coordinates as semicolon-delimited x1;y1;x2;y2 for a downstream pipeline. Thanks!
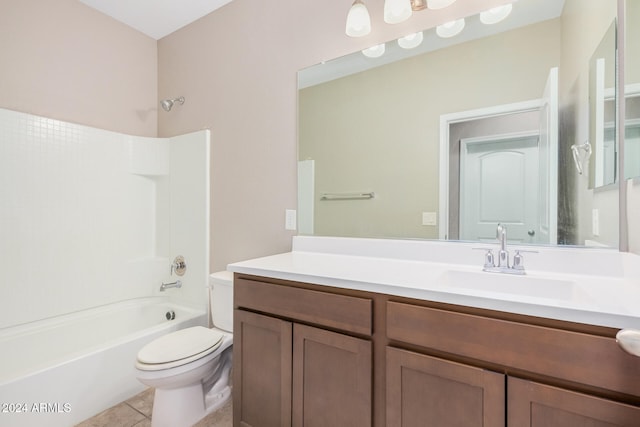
150;383;231;427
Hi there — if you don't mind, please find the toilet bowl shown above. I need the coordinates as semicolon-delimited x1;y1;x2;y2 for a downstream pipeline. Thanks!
135;271;234;427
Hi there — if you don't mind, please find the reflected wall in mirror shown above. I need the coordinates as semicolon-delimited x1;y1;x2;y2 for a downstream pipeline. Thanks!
298;0;621;247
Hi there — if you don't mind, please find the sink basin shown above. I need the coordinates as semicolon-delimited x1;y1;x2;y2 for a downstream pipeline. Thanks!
437;269;583;301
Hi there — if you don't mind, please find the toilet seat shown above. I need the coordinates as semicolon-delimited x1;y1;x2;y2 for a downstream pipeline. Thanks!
136;326;224;371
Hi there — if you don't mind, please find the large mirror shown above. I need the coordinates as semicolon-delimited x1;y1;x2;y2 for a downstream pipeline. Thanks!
298;0;624;247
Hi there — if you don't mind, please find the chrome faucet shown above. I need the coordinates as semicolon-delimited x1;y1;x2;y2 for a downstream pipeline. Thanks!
496;223;509;268
481;224;526;275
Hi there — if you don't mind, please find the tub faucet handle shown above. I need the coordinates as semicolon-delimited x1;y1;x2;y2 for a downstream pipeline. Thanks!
171;255;187;276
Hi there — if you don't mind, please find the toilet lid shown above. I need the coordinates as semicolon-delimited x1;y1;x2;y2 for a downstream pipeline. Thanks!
137;326;224;365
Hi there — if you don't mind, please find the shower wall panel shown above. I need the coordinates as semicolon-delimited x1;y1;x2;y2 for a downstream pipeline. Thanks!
0;109;172;329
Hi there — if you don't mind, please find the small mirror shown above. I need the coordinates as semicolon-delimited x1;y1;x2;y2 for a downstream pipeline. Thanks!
589;22;616;188
625;0;640;180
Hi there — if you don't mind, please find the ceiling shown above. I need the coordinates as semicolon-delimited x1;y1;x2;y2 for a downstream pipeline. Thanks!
78;0;234;40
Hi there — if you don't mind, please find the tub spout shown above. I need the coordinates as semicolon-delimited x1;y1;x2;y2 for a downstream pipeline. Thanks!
160;280;182;292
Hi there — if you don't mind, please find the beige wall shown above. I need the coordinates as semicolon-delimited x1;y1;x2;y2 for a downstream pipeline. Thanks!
299;19;560;240
0;0;157;136
157;0;514;270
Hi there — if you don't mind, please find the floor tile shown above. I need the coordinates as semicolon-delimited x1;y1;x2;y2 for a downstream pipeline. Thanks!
77;388;232;427
126;387;154;417
75;402;146;427
132;418;152;427
192;399;232;427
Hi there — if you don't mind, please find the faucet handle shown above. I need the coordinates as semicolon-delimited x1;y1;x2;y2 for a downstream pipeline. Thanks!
484;249;495;269
171;255;187;276
512;251;524;271
472;247;495;268
512;249;538;272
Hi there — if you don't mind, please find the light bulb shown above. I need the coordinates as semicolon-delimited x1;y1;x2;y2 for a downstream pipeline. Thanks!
436;18;465;38
480;4;513;25
362;43;386;58
384;0;413;24
397;32;424;49
346;0;371;37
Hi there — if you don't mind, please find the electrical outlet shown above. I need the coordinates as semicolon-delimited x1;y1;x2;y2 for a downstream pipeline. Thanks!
285;209;297;231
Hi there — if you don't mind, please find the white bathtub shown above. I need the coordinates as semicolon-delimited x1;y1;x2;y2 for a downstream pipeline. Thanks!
0;297;207;427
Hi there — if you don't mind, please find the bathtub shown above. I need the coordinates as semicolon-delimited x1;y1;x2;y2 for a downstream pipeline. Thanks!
0;297;207;427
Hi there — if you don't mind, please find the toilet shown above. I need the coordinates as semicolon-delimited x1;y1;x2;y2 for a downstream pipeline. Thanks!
135;271;234;427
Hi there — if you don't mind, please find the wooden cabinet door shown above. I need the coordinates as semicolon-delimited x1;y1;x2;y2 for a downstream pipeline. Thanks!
233;310;292;427
292;324;372;427
386;347;505;427
508;377;640;426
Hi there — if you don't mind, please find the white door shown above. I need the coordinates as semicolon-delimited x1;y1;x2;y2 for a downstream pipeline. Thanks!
537;67;559;244
460;133;540;243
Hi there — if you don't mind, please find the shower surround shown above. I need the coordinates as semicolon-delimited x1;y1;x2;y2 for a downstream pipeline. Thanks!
0;108;210;425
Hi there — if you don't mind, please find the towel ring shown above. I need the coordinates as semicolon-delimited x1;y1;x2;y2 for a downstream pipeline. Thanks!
571;140;592;175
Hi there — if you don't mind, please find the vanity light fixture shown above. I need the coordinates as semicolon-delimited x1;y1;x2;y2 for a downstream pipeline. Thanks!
426;0;457;10
436;18;465;38
347;0;454;36
480;4;513;25
362;43;386;58
411;0;428;11
398;32;424;49
384;0;413;24
346;0;372;37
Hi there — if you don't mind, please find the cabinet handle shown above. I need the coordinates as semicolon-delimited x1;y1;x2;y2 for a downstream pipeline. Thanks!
616;329;640;357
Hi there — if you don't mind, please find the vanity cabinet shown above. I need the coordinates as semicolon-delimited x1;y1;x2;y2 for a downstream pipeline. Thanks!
233;274;640;427
233;276;373;427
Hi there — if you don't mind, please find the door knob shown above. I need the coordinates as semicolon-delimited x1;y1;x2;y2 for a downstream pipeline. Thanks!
528;230;535;236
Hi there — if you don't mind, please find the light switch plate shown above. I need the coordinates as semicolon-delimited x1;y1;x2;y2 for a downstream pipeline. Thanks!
422;212;437;226
285;209;297;230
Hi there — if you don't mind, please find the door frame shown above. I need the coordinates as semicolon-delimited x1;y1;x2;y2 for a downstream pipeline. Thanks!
438;99;542;240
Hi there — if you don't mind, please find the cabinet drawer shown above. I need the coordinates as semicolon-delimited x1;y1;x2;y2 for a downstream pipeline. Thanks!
387;301;640;397
235;277;372;336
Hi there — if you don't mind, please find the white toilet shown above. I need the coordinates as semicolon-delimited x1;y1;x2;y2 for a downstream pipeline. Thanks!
135;271;234;427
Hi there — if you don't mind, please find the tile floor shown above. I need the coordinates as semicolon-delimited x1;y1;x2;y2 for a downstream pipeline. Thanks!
75;388;232;427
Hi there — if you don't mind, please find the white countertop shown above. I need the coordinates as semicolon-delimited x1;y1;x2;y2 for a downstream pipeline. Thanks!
228;236;640;330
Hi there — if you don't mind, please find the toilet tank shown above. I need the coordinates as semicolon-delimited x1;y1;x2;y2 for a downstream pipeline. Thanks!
209;271;234;332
